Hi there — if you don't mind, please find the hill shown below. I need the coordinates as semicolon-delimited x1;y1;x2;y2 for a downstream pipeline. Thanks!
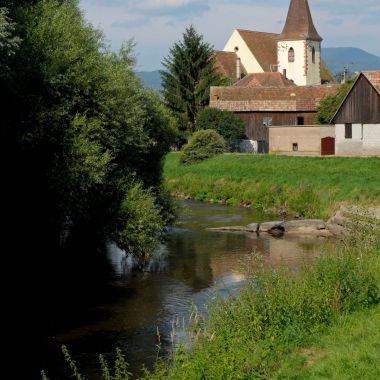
322;47;380;75
136;71;162;92
136;48;380;90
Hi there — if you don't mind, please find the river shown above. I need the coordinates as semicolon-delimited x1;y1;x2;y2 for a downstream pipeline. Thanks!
39;200;326;379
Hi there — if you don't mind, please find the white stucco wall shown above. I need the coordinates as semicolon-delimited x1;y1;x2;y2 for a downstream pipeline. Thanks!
277;40;321;86
223;30;264;74
336;124;380;156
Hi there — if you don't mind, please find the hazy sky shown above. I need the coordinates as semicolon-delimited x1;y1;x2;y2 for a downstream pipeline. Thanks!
79;0;380;71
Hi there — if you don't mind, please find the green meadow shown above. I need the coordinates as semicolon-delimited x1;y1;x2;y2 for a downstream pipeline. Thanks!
164;153;380;218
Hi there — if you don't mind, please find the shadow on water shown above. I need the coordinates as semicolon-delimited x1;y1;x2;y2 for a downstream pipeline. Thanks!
6;200;328;379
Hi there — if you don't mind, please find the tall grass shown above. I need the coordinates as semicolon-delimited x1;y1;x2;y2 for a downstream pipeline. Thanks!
164;153;380;218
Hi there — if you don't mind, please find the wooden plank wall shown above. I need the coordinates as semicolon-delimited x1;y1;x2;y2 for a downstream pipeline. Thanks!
334;76;380;124
236;112;316;141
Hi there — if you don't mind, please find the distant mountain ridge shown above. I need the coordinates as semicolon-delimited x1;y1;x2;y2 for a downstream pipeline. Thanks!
136;71;162;91
137;48;380;90
322;47;380;75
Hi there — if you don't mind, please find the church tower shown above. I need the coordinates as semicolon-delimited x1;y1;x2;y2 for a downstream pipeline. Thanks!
277;0;322;86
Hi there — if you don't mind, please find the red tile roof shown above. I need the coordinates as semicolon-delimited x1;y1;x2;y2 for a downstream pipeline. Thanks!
280;0;322;41
234;72;295;88
214;51;247;82
210;85;338;112
363;71;380;94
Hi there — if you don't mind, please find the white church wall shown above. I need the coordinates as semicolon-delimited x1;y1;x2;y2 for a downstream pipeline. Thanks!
223;30;264;74
277;40;321;86
277;40;307;86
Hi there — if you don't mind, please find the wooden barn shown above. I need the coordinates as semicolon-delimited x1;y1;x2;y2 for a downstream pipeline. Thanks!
332;71;380;156
210;80;337;152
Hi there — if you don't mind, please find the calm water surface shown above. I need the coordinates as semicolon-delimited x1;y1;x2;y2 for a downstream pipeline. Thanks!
41;200;326;379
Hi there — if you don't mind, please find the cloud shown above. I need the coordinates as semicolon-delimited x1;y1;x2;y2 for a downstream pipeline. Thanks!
80;0;380;71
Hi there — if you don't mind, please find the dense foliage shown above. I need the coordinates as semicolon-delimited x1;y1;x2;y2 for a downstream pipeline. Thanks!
317;78;356;124
1;0;178;267
196;107;245;141
180;129;225;165
161;25;227;137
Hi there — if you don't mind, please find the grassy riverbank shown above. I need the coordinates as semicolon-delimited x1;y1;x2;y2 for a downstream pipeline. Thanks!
141;221;380;380
164;153;380;218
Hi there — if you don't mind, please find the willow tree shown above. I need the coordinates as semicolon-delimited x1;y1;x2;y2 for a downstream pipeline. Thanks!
161;25;226;136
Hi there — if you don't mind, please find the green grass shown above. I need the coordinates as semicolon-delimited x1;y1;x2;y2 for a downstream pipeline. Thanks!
274;305;380;380
164;153;380;218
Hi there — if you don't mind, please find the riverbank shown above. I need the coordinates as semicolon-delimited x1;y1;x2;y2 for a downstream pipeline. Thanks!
164;153;380;219
141;219;380;380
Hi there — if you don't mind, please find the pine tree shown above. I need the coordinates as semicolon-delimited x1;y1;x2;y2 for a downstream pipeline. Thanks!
161;25;226;135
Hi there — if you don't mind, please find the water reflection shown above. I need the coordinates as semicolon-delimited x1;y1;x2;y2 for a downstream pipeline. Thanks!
41;200;326;379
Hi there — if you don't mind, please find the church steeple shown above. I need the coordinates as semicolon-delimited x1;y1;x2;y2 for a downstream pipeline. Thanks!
280;0;322;42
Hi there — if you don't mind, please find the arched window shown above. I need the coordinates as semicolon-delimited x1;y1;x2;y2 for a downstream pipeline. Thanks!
312;47;316;64
288;47;295;63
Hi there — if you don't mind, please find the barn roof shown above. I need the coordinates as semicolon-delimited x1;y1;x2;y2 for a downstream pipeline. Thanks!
234;72;295;88
331;71;380;123
214;51;247;82
280;0;322;41
210;85;338;112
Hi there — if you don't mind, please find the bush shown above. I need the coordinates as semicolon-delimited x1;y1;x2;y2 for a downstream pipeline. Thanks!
180;129;225;165
196;108;245;141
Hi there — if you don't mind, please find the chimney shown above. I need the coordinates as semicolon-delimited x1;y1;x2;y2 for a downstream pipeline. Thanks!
236;57;241;81
234;46;241;81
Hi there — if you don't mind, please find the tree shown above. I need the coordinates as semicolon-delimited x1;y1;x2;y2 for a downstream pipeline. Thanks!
161;25;227;136
1;0;177;262
317;78;356;124
196;107;245;141
0;7;20;74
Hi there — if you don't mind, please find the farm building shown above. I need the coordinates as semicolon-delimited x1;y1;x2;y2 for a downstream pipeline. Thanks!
332;71;380;156
210;82;337;153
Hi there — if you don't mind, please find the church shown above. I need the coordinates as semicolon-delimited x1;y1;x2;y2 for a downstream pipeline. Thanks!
215;0;334;85
211;0;338;154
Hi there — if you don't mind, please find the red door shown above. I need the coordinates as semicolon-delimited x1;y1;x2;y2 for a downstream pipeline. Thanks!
321;137;335;156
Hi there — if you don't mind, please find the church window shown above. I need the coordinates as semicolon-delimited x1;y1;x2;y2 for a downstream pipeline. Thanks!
288;48;295;63
312;47;316;64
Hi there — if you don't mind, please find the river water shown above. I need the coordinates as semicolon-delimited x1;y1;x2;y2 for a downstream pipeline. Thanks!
40;200;326;379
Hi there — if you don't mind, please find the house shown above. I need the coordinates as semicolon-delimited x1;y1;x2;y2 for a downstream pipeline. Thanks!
210;0;338;153
215;0;335;85
332;71;380;156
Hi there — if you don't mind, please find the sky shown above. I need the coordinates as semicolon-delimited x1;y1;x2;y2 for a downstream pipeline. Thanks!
79;0;380;71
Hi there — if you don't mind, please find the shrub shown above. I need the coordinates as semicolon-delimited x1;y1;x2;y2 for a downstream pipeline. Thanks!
196;108;245;141
180;129;225;165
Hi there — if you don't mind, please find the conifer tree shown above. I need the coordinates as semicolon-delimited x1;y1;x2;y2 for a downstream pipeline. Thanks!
161;25;226;135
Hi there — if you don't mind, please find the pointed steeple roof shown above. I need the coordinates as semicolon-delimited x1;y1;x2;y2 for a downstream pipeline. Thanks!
279;0;322;41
